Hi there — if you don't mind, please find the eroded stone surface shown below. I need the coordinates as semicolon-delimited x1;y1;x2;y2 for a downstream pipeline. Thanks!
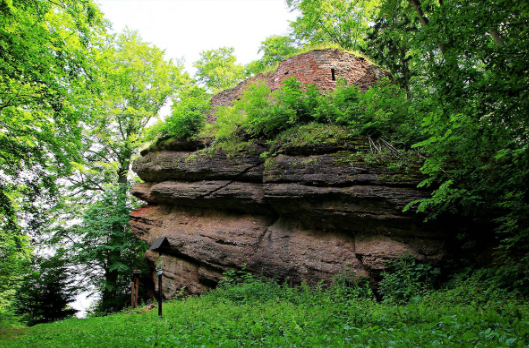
264;153;424;187
133;149;264;183
251;219;366;284
130;142;447;299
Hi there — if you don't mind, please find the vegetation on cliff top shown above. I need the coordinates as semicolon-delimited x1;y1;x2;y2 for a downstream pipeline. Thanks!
153;75;412;160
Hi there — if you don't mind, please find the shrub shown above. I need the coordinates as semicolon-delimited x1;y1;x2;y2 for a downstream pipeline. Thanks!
214;76;414;145
215;79;273;141
15;256;79;326
333;270;374;300
148;74;416;155
379;254;440;304
167;86;210;138
210;267;283;304
424;268;522;308
333;78;414;140
145;86;210;141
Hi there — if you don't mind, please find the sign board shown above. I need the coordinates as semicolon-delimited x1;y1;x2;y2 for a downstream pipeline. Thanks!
156;255;163;275
149;237;170;252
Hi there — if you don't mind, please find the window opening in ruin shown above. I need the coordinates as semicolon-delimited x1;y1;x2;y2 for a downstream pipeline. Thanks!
331;68;336;81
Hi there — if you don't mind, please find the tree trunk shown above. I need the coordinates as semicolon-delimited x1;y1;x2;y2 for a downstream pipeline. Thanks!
408;0;448;54
117;158;130;185
102;267;120;310
408;0;429;27
489;28;504;47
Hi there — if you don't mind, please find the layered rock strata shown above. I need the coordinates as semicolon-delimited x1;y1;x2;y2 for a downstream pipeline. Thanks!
130;139;447;299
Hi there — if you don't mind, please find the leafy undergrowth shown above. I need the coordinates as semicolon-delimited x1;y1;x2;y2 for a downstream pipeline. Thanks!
1;277;528;348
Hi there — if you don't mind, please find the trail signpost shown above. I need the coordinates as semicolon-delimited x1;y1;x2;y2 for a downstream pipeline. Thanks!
149;237;170;318
131;269;141;309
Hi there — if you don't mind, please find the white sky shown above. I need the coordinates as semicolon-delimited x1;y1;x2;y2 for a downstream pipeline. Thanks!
96;0;299;74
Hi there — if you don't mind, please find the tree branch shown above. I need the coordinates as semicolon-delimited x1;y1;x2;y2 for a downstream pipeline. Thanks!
489;28;505;47
408;0;447;54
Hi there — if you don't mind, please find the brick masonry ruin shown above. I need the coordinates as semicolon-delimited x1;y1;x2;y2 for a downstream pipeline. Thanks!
208;49;391;121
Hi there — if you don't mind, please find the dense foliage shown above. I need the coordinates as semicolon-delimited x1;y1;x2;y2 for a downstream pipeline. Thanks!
15;256;79;326
0;0;106;326
287;0;379;52
193;47;245;93
379;254;440;304
1;2;187;324
146;85;210;141
1;272;528;347
0;0;105;220
93;29;188;185
64;186;148;314
367;0;529;290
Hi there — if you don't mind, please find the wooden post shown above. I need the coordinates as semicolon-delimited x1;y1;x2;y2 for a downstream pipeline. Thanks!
149;237;169;318
131;276;136;309
158;251;163;318
135;272;140;305
131;269;141;309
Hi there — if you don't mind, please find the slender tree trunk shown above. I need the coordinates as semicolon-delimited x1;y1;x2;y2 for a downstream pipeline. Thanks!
102;266;120;310
408;0;429;27
117;150;132;185
408;0;448;54
117;162;129;185
489;28;504;47
400;44;411;98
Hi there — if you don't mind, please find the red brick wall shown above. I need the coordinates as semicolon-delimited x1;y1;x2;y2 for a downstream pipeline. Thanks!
208;49;390;121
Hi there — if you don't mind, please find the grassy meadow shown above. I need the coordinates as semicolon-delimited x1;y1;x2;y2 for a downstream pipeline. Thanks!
1;273;528;348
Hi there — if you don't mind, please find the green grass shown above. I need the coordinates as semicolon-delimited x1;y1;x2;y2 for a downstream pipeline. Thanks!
1;278;528;348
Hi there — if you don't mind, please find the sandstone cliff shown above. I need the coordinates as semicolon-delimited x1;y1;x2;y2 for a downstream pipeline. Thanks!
129;50;447;299
130;134;449;298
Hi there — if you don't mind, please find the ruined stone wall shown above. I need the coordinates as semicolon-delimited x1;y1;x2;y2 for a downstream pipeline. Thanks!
207;75;260;118
208;49;391;121
267;49;390;92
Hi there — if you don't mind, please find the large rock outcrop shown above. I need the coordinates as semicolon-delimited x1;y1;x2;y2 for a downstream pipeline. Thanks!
129;50;448;299
130;136;449;299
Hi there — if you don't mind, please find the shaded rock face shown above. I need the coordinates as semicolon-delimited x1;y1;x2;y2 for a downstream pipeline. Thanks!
130;50;446;299
130;140;448;299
